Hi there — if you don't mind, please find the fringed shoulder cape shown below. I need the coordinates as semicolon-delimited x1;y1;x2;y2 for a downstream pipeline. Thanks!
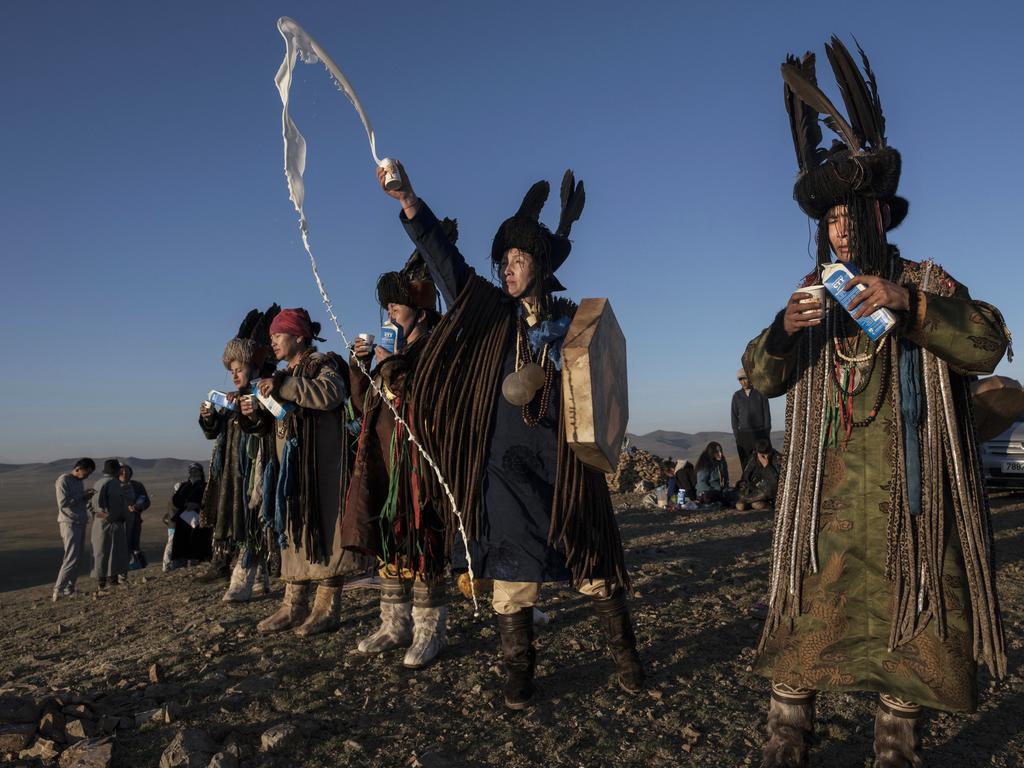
742;255;1010;712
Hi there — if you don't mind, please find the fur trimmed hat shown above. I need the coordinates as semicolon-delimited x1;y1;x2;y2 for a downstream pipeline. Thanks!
782;37;907;231
490;170;585;293
376;218;457;310
223;304;281;377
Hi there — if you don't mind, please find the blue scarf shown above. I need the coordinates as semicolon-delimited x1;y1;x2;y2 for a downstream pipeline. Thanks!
521;311;572;371
899;341;923;516
273;436;299;548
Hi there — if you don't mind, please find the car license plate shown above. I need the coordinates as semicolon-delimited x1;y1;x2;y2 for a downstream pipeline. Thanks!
1003;460;1024;474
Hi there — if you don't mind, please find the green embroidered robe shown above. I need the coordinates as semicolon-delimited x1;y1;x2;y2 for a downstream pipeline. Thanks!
743;258;1009;712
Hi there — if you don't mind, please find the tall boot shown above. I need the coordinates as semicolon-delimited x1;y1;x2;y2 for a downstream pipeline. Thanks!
251;560;271;598
222;558;257;602
294;579;344;637
404;580;447;669
497;607;535;710
256;581;310;634
591;589;645;693
762;686;815;768
196;545;232;583
873;695;923;768
357;578;412;654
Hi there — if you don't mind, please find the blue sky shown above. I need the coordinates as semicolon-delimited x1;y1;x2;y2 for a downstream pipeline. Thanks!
2;1;1022;463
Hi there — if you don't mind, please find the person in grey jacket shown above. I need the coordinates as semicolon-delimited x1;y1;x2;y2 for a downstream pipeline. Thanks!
53;458;96;600
90;458;130;588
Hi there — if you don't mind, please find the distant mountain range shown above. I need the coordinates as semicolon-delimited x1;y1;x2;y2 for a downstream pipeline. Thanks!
0;457;204;476
625;430;785;461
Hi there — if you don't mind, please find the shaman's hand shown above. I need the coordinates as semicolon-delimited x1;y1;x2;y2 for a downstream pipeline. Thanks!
845;275;910;319
783;291;823;335
376;160;419;219
257;379;275;398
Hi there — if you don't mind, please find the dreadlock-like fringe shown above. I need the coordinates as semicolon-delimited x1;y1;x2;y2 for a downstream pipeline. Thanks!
758;259;1006;680
411;274;628;588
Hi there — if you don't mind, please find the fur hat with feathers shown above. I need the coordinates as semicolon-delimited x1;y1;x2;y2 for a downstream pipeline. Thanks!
223;304;281;377
782;37;907;230
377;218;458;310
491;170;585;293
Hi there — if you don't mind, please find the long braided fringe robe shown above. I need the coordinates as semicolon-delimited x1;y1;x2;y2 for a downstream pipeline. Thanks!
745;258;1009;712
410;275;629;588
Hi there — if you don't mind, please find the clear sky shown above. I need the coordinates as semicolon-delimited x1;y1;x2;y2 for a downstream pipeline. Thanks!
2;1;1022;463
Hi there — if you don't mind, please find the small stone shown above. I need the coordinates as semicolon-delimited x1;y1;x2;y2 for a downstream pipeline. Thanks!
59;736;114;768
208;750;239;768
40;710;67;742
149;664;162;684
66;718;95;741
0;694;41;723
343;739;363;751
135;708;163;727
0;723;36;752
159;728;218;768
63;703;92;719
20;736;60;760
260;723;298;752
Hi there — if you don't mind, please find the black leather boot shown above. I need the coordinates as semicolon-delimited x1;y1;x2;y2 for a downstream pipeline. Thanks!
591;589;645;693
497;608;535;710
196;545;232;583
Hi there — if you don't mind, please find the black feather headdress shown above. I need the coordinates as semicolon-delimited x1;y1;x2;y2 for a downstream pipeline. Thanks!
377;218;458;310
783;37;907;233
490;169;586;294
223;304;281;375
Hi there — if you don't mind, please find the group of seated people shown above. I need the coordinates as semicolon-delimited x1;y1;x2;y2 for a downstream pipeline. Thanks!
665;439;779;511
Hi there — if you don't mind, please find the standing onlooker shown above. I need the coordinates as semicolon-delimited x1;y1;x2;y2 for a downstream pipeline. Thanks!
119;464;151;569
695;441;737;507
53;458;96;600
731;368;771;471
91;459;130;588
165;462;212;569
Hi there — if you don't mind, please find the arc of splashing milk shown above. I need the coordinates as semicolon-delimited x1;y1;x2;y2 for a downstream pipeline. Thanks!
274;16;480;614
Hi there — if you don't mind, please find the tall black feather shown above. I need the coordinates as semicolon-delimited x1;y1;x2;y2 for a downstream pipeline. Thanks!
515;180;550;221
853;36;886;145
784;53;825;173
251;303;281;347
781;59;860;150
236;309;261;341
826;36;882;149
556;170;585;237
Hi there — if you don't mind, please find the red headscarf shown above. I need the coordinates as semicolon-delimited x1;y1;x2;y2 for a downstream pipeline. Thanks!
269;307;314;340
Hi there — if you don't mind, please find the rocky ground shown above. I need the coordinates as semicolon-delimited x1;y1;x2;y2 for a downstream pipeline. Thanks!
1;492;1022;768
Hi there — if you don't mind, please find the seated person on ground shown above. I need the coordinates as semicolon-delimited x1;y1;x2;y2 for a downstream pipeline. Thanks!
735;438;780;511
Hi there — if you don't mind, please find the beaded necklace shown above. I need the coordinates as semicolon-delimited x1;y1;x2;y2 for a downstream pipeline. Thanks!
515;316;555;427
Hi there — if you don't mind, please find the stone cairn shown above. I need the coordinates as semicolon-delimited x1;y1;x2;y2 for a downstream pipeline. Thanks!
606;448;668;494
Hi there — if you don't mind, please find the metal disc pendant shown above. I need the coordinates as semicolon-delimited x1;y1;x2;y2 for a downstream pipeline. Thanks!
502;371;534;406
519;362;545;389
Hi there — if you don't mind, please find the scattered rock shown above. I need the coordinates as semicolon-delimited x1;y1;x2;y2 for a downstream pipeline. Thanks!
0;694;40;723
607;448;666;493
134;708;163;727
149;663;163;684
159;727;218;768
260;723;298;752
0;722;36;752
207;748;240;768
20;736;60;760
59;736;114;768
66;718;95;742
63;703;92;719
40;709;67;742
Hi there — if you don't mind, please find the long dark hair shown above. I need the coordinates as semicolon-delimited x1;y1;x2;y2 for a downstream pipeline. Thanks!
696;442;723;475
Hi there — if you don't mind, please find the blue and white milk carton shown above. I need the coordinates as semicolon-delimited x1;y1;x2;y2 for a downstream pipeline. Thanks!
821;262;897;342
206;390;236;411
249;380;295;421
378;322;401;354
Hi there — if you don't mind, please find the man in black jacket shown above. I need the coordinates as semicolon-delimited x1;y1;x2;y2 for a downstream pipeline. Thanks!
731;369;771;470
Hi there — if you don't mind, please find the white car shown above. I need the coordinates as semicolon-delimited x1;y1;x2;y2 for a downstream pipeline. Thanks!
980;421;1024;488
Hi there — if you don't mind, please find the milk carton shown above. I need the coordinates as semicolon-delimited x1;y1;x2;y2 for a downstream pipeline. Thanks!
206;390;236;411
378;322;401;354
249;380;295;421
821;262;897;341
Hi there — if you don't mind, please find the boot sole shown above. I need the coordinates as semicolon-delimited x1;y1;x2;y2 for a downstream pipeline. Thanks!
503;697;533;711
